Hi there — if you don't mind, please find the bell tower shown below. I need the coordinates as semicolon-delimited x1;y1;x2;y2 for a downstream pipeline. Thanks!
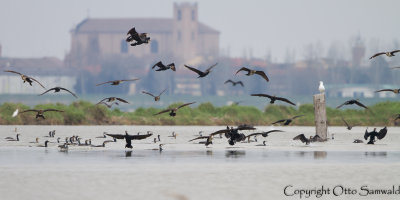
173;2;198;63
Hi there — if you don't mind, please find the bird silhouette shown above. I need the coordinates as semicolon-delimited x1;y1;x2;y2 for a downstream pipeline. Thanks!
96;79;140;86
96;97;129;105
184;63;217;78
364;127;387;144
341;117;356;130
251;93;296;106
126;27;150;46
4;70;46;89
369;50;400;59
336;99;368;109
152;61;176;71
245;130;284;142
142;89;167;101
235;67;269;82
224;80;244;87
271;115;304;126
154;102;196;117
375;88;400;94
293;134;324;145
106;131;152;148
20;109;64;119
39;87;78;98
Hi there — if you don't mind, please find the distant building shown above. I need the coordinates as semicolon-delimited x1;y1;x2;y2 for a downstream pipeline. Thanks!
65;2;219;69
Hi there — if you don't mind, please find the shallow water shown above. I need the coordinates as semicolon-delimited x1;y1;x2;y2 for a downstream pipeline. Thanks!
1;125;399;200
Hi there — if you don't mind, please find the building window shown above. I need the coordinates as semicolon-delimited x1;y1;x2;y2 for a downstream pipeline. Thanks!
191;10;196;21
151;40;158;53
120;40;128;53
177;9;182;20
177;31;181;41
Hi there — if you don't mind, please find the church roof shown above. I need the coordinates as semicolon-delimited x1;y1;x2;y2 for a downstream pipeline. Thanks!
73;18;219;34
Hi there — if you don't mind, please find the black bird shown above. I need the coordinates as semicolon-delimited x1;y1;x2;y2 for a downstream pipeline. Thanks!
244;130;284;143
353;139;364;143
293;134;324;145
99;101;119;108
375;88;400;94
235;67;269;82
142;89;167;101
37;140;50;147
5;134;20;141
213;125;256;146
251;93;296;106
106;131;153;149
336;99;368;109
393;114;400;122
4;70;46;89
224;80;244;87
341;117;356;130
154;102;196;117
96;97;129;105
126;27;150;46
364;127;387;144
39;87;78;98
369;50;400;59
271;115;304;126
90;141;109;148
20;109;64;119
96;79;140;86
184;63;218;78
152;61;176;72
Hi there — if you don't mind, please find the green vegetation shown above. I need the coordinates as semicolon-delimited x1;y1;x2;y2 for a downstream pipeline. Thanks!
0;101;398;126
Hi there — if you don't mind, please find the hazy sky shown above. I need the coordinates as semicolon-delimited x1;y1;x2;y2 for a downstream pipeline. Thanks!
0;0;399;62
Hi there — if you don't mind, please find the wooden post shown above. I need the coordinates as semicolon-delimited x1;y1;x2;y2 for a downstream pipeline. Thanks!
313;93;327;140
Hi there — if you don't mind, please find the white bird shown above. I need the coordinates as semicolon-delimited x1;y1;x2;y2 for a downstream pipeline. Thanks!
12;109;19;118
318;81;325;93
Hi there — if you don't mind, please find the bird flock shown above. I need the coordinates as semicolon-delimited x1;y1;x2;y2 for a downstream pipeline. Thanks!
3;26;397;151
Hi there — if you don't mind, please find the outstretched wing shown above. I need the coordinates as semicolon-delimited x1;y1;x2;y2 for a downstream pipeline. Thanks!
255;71;269;82
116;98;129;104
236;81;244;87
184;65;204;76
251;93;273;99
43;109;64;113
336;101;348;109
96;97;110;105
188;136;209;142
369;52;385;59
126;133;153;140
271;119;286;125
224;80;234;84
20;109;40;113
96;81;114;86
29;76;46;89
293;134;308;144
235;67;251;75
105;133;125;139
245;132;262;139
38;88;56;96
60;87;78;98
354;100;368;109
275;96;296;106
154;108;172;116
377;127;387;140
158;88;167;96
341;117;350;128
177;102;196;109
152;61;163;69
4;70;23;76
291;115;304;120
391;50;400;54
205;63;218;72
142;91;156;98
261;130;284;137
375;89;395;93
364;129;370;140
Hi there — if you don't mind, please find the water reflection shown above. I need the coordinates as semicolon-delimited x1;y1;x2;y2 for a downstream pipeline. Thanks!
225;150;246;158
125;151;132;157
314;151;327;159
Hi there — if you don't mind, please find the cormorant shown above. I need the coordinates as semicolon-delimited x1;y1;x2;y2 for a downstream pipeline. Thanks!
271;115;304;126
19;109;64;119
375;88;400;94
153;102;196;117
96;78;140;86
142;88;167;101
235;67;269;82
126;27;150;46
37;140;49;147
341;117;356;130
224;80;244;87
5;134;20;141
106;131;152;149
184;63;218;78
336;99;368;109
293;134;324;145
96;97;129;105
364;127;387;144
245;130;284;143
251;93;296;106
4;70;46;89
152;61;176;72
39;87;78;98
